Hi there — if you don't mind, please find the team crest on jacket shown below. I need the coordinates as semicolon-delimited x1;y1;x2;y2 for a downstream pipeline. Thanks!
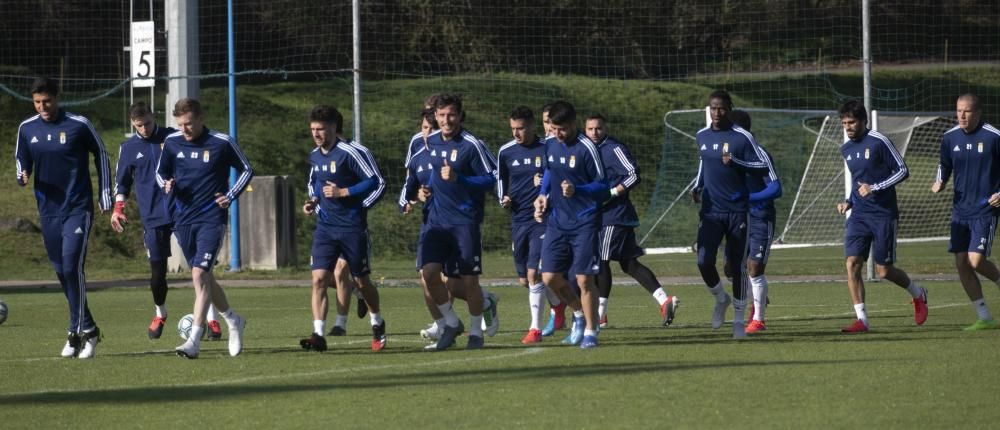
330;161;336;173
59;132;67;144
979;142;984;153
535;156;542;167
722;142;729;153
569;155;576;168
864;148;870;159
450;149;458;162
202;150;210;162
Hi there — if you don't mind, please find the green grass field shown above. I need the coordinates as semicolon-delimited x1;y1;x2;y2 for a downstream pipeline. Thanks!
2;265;999;428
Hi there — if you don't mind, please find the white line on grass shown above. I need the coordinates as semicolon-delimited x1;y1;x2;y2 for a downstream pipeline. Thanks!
3;347;545;397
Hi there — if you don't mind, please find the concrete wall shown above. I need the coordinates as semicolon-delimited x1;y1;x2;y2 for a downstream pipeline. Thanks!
168;175;297;272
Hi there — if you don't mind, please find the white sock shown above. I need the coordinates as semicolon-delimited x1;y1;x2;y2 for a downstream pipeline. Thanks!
545;286;562;306
432;318;444;332
652;288;668;306
905;282;923;299
369;312;383;326
207;304;219;322
529;283;545;330
155;304;167;319
732;298;747;325
854;303;869;326
972;298;993;321
437;303;460;327
313;320;325;336
187;326;204;346
750;275;768;321
481;289;490;302
598;297;609;320
707;281;727;303
469;315;483;336
583;329;598;337
572;310;584;319
335;314;348;328
220;308;238;327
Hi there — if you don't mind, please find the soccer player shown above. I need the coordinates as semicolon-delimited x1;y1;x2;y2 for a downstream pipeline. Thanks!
15;77;112;359
419;94;498;350
931;93;1000;331
836;100;927;333
401;108;497;343
726;109;781;334
156;98;253;358
585;114;679;328
690;90;771;338
497;106;550;344
299;105;387;352
533;100;608;348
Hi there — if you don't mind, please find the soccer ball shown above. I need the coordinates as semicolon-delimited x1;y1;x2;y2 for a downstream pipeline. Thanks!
0;300;7;325
177;314;204;340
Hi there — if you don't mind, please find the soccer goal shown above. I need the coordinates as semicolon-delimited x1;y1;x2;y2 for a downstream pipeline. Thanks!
640;107;955;254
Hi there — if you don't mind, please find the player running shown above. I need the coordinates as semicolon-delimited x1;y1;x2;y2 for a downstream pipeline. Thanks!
15;77;112;359
156;98;253;358
584;113;679;328
690;90;772;338
534;100;608;348
836;100;927;333
931;93;1000;331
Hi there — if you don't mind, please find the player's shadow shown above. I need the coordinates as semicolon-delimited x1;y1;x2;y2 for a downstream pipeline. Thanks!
0;357;874;405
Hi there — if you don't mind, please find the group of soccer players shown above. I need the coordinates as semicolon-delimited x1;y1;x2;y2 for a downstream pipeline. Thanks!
14;74;1000;358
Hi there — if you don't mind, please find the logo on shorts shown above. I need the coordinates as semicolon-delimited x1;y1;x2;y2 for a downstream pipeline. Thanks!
74;227;83;234
200;261;209;267
204;252;213;260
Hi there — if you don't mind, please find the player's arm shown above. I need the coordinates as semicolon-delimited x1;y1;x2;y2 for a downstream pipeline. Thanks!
222;138;255;202
81;118;113;211
352;143;386;207
456;142;497;191
749;148;781;203
303;162;319;215
870;138;909;192
14;126;32;186
575;146;610;199
399;168;421;214
728;135;769;174
608;144;640;197
111;144;135;232
690;159;704;202
931;137;952;193
155;142;175;193
496;149;509;204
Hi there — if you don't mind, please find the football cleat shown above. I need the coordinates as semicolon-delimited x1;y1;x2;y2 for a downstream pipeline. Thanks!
300;333;328;352
520;328;543;345
712;293;731;329
371;321;387;352
227;313;246;357
328;326;347;336
579;334;598;349
466;335;484;350
746;319;766;334
661;296;680;326
434;323;462;351
148;316;166;339
841;319;869;333
732;320;746;339
963;319;1000;331
419;322;441;340
561;316;585;345
207;320;223;341
542;302;567;336
913;287;928;326
77;327;102;359
61;332;82;358
599;314;608;329
175;340;200;359
356;295;368;319
483;292;500;337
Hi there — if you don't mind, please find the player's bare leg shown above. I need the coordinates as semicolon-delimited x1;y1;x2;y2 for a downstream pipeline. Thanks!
875;263;927;325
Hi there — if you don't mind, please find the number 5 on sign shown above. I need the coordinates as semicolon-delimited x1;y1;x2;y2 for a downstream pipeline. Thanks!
131;21;155;88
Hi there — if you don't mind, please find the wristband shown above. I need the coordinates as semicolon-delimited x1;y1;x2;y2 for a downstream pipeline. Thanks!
610;187;619;197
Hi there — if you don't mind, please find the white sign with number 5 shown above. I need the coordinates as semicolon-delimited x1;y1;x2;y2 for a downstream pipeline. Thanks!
131;21;155;88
